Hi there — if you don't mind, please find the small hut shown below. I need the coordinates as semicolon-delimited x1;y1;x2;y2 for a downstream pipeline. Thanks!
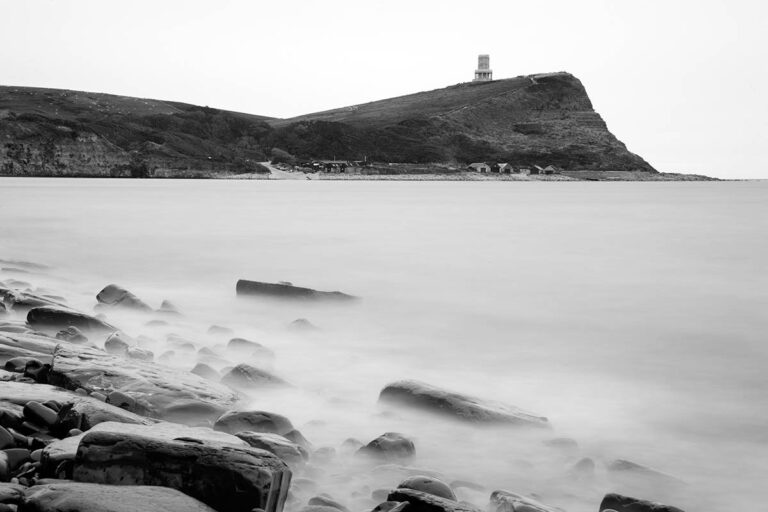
468;162;491;173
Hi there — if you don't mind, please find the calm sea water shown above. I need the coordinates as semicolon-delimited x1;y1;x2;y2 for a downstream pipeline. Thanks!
1;178;766;511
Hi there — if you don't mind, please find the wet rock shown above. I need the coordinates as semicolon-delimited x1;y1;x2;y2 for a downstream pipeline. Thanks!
22;401;58;427
47;343;238;420
26;306;117;335
236;280;358;301
379;380;549;427
489;490;558;512
398;476;456;501
4;357;42;374
0;428;14;450
96;284;152;311
600;493;685;512
23;481;218;512
236;432;307;466
191;363;220;381
214;410;294;435
73;430;292;512
55;327;88;344
221;363;288;389
357;433;415;461
308;495;350;512
387;489;479;512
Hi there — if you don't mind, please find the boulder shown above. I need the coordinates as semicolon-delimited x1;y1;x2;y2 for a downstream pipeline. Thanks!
4;357;42;373
55;327;88;344
387;489;480;512
47;343;238;420
378;380;549;427
236;432;308;466
160;400;228;426
0;482;24;504
95;284;152;311
214;410;293;435
221;363;288;389
26;306;117;335
489;490;559;512
22;482;218;512
357;433;415;461
157;300;181;316
73;430;292;512
236;280;357;301
398;476;456;500
308;495;350;512
599;493;685;512
191;363;220;381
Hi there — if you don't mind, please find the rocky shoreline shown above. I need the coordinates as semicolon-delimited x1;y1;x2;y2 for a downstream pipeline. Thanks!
0;262;687;512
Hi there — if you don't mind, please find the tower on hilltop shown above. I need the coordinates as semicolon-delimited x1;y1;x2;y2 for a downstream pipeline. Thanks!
474;54;492;82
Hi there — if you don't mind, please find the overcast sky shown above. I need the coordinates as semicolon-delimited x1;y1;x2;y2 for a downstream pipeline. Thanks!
2;0;766;178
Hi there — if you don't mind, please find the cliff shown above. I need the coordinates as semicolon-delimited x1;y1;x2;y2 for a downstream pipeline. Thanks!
0;73;655;176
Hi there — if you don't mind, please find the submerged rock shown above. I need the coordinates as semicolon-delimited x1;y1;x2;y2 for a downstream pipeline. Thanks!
236;280;357;301
96;284;152;311
378;380;549;427
398;476;456;501
191;363;220;381
607;459;685;489
26;306;116;335
489;490;559;512
227;338;275;359
357;432;415;461
73;430;292;512
214;410;294;435
221;363;288;389
23;482;218;512
599;493;685;512
387;489;479;512
47;343;238;420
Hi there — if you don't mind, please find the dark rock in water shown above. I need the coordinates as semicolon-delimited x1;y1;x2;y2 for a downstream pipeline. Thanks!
236;432;307;466
357;433;415;461
489;490;559;512
47;343;238;420
387;489;479;512
607;459;685;489
73;430;292;512
208;325;234;337
288;318;318;331
379;380;549;428
27;306;117;335
96;284;152;311
569;457;595;479
214;410;294;435
157;300;182;316
236;280;357;301
398;476;456;501
191;363;220;381
600;493;685;512
23;481;219;512
372;501;409;512
221;363;288;389
55;327;88;344
0;427;14;449
308;495;350;512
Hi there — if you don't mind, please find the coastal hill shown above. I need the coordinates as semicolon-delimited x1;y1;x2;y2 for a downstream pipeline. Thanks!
0;73;655;177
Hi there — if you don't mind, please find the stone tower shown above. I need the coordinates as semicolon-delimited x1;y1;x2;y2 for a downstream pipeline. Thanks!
474;54;492;82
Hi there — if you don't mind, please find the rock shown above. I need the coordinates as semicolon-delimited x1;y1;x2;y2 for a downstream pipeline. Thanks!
599;493;685;512
569;457;595;479
283;429;312;451
379;380;549;427
543;437;578;450
157;300;181;316
387;489;479;512
22;481;219;512
22;401;58;427
372;501;409;512
3;448;30;471
160;400;228;426
449;481;485;492
357;433;415;461
55;327;88;344
105;391;135;410
0;482;24;504
96;284;152;311
489;490;559;512
227;338;275;359
73;430;292;512
236;280;357;301
126;346;153;361
313;446;335;463
398;476;456;500
308;496;350;512
607;460;685;489
214;410;293;435
191;363;220;381
221;364;288;389
26;306;117;335
4;357;41;373
0;428;14;450
103;333;130;355
47;343;238;420
340;438;363;454
236;432;307;466
208;325;234;337
288;319;318;331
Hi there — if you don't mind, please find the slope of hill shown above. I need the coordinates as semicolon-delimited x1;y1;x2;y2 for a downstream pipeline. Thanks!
0;73;655;177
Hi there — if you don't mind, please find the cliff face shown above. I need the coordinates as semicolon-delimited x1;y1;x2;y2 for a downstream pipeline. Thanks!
0;73;655;176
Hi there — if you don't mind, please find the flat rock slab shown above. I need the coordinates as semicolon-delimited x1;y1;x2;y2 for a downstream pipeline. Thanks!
22;482;218;512
387;489;481;512
27;306;116;335
73;430;291;512
48;344;239;420
379;380;549;427
236;280;357;301
600;493;685;512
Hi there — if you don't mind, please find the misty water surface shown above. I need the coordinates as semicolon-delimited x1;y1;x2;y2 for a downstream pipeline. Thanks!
1;178;766;512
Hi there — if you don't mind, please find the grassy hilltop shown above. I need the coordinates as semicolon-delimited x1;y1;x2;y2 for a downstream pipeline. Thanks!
0;73;655;177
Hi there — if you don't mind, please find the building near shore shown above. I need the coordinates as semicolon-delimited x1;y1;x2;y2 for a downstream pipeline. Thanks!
468;162;491;173
473;54;493;82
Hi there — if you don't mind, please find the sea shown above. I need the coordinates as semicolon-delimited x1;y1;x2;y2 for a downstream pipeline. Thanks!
1;178;766;512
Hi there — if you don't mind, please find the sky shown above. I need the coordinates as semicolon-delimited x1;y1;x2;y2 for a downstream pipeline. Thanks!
1;0;766;178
